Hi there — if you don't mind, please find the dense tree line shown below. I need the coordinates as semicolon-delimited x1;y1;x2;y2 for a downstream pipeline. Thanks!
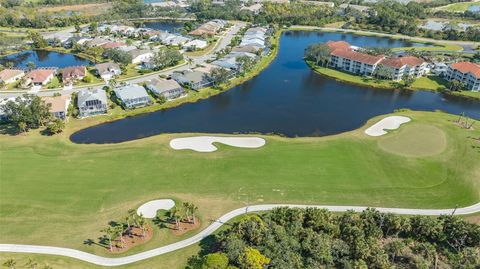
187;208;480;269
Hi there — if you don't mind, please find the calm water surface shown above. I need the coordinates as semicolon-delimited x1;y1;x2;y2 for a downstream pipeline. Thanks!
71;31;480;144
0;50;92;69
143;21;185;33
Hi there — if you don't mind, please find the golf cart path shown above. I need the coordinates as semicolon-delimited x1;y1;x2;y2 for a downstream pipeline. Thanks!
1;202;480;267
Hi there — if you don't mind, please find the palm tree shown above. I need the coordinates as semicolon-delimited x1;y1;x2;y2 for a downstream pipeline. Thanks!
182;202;191;222
27;61;36;71
101;227;116;252
169;206;180;230
189;203;198;224
3;258;16;269
137;214;147;238
115;225;125;248
18;121;27;135
186;57;194;67
26;258;38;269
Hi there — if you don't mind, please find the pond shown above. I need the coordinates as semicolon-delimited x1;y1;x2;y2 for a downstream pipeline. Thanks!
468;5;480;13
143;21;185;33
70;31;480;144
0;50;92;69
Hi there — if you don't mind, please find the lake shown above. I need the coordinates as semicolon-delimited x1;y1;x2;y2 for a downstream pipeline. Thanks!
0;50;92;69
71;31;480;144
143;21;185;33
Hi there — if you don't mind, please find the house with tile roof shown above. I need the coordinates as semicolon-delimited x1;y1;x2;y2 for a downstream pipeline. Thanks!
42;95;71;120
446;62;480;91
379;56;428;81
60;66;87;85
146;78;186;100
329;48;385;76
24;69;57;86
0;69;25;85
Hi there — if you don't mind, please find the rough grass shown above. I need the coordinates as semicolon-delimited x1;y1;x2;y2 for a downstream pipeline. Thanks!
434;0;480;12
378;123;448;157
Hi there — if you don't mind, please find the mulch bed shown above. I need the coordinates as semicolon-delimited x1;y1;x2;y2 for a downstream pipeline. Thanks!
108;226;153;253
171;218;201;236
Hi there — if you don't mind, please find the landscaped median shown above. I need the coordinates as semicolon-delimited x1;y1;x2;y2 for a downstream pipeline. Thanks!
306;61;480;100
0;110;479;269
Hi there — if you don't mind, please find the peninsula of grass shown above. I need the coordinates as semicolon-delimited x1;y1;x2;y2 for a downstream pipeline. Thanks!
307;61;480;100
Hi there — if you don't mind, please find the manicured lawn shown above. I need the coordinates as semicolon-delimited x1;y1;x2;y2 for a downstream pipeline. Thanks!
0;111;479;262
434;0;480;12
377;123;448;157
410;76;448;91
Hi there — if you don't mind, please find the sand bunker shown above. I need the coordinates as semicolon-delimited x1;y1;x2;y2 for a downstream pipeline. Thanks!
137;199;175;218
170;136;266;152
365;116;411;137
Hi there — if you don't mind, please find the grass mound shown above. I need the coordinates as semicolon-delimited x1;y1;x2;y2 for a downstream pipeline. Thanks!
378;123;447;157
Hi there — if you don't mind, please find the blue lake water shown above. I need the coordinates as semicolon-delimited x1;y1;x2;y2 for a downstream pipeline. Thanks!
468;5;480;13
0;50;92;69
143;21;185;33
71;31;480;144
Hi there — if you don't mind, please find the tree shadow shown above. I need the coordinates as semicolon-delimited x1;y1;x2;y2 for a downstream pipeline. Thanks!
152;216;175;230
198;234;220;256
0;123;20;136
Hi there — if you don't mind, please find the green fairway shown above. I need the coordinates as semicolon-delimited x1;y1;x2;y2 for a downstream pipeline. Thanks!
434;0;480;12
378;123;448;157
0;111;479;267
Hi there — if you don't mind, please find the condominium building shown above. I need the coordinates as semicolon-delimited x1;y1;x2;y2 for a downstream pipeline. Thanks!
446;62;480;91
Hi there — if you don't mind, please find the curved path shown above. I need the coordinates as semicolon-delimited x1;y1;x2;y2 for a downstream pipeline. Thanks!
1;202;480;266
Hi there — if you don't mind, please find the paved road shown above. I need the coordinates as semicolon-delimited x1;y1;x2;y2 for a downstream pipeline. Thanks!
291;25;480;48
1;202;479;267
0;22;245;99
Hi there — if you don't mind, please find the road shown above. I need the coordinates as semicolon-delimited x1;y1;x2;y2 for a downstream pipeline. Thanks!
290;25;480;48
1;202;479;267
0;22;245;99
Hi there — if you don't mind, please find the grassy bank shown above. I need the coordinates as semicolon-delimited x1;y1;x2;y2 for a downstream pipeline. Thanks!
307;61;480;100
0;110;479;268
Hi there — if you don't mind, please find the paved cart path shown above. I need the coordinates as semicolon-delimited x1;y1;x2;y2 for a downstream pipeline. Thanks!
1;202;480;267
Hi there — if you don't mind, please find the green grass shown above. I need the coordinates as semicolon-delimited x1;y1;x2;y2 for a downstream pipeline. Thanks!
410;76;448;91
392;42;463;52
0;111;479;258
378;123;448;157
434;0;480;12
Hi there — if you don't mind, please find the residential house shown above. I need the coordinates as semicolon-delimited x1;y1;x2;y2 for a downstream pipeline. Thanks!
0;69;25;85
129;49;154;64
171;70;212;90
164;36;190;46
42;32;74;46
379;56;428;81
113;84;152;109
182;39;208;50
189;20;227;36
446;62;480;91
300;1;335;7
42;95;71;120
241;3;263;14
60;66;87;85
95;62;122;80
232;45;261;54
85;38;109;48
24;69;57;86
146;78;186;100
212;57;239;70
77;89;108;118
100;42;127;50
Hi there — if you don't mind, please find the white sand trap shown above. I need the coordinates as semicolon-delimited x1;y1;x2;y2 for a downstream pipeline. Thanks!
170;136;266;152
137;199;175;218
365;116;411;137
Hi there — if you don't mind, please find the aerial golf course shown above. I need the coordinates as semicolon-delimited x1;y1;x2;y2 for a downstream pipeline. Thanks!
0;110;479;268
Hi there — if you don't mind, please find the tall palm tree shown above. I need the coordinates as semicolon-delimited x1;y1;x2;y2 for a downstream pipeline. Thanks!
189;203;198;224
116;225;125;248
26;258;38;269
3;258;16;269
183;202;191;222
169;207;180;230
101;227;115;252
137;214;147;238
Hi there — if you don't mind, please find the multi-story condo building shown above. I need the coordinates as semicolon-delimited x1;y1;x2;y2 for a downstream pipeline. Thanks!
379;56;428;81
445;62;480;91
327;41;385;76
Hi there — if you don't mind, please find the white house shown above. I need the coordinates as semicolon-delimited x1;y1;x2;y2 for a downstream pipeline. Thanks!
0;69;25;85
379;56;428;81
95;62;122;81
77;89;108;118
129;49;154;64
113;84;152;109
446;62;480;91
182;39;208;50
